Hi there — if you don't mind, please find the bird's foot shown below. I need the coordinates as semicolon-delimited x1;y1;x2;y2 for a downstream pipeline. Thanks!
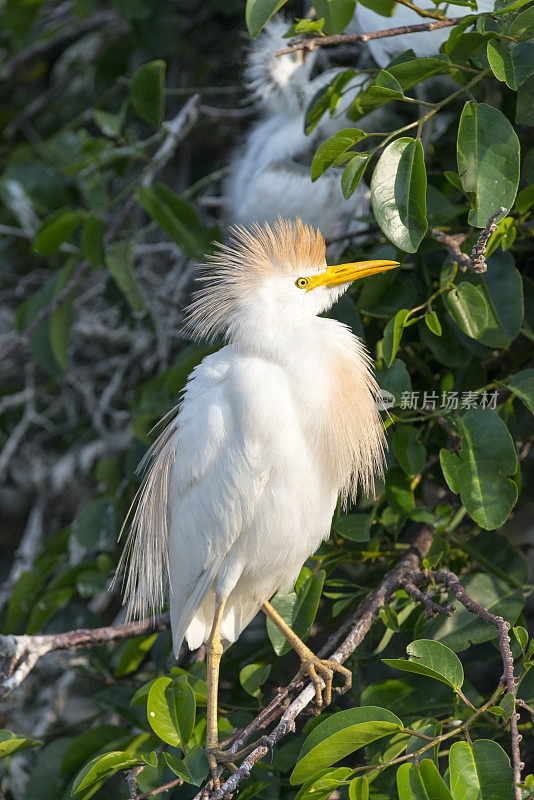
206;736;272;790
296;656;352;709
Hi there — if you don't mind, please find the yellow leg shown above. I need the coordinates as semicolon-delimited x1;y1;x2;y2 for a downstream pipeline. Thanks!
205;599;271;788
261;599;352;708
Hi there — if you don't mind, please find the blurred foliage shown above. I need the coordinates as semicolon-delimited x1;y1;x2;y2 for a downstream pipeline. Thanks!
0;0;533;799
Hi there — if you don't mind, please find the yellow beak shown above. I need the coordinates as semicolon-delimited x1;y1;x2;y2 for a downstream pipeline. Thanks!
306;260;400;291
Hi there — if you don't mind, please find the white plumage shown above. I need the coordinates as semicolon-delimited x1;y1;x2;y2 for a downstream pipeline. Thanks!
354;0;495;67
120;219;398;783
225;20;377;240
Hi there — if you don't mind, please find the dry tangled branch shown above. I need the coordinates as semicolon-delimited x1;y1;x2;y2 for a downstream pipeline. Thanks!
431;208;506;274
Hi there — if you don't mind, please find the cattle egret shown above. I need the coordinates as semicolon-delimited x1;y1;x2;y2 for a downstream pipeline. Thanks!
120;218;398;785
225;20;380;243
354;1;494;67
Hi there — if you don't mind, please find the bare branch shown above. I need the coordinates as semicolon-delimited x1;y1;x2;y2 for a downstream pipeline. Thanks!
275;18;463;56
400;576;456;618
0;614;170;698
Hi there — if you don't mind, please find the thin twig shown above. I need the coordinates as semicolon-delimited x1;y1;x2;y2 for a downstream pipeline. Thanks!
276;18;463;55
400;576;455;618
432;208;506;274
411;568;523;799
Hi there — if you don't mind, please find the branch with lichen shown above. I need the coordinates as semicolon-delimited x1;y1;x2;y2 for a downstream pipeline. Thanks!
432;207;505;274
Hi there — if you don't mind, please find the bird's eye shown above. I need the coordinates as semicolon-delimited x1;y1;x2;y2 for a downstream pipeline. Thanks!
295;277;309;289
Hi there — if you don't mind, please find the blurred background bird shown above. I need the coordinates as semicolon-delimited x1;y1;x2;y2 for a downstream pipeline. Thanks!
225;20;381;248
120;218;398;786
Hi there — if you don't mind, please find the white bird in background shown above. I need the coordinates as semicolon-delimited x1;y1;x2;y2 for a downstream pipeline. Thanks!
120;218;398;786
354;0;494;67
225;20;376;243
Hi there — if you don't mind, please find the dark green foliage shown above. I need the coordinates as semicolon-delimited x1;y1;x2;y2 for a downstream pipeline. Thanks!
0;1;533;799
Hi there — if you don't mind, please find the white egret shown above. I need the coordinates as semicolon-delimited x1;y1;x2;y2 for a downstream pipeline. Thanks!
354;1;494;67
120;218;398;785
225;20;380;243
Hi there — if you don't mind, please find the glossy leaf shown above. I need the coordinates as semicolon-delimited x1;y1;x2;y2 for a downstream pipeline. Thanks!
446;282;489;339
383;308;410;366
245;0;289;36
314;0;355;34
32;209;84;256
384;639;464;691
295;767;353;800
457;101;520;227
72;751;141;794
371;138;427;252
425;311;442;336
311;128;367;181
341;154;369;199
334;512;371;542
147;675;196;748
163;745;209;785
239;662;271;697
115;634;158;677
487;40;534;90
0;730;42;760
393;426;426;476
130;60;165;128
290;706;403;784
272;570;326;656
449;739;514;800
138;182;219;258
349;776;369;800
397;760;453;800
509;368;534;415
440;408;517;529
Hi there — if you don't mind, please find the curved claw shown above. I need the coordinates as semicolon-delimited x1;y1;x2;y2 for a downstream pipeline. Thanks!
298;656;352;709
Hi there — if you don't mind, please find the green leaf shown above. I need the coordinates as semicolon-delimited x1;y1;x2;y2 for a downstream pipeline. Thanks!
147;676;196;748
245;0;289;37
296;768;354;800
425;311;442;336
380;605;400;632
138;183;218;259
487;40;534;90
371;137;427;253
513;625;528;651
393;426;426;476
305;69;356;133
82;216;105;269
314;0;355;33
72;751;141;794
449;740;514;800
61;726;126;775
334;512;371;542
383;639;464;691
32;209;84;256
397;760;453;800
130;60;165;128
383;308;410;367
290;707;403;784
349;776;369;800
439;408;518;529
341;154;369;199
422;573;524;652
446;282;489;339
509;368;534;415
106;241;146;315
509;5;534;38
368;69;405;100
239;663;271;697
376;359;412;407
163;746;209;785
516;75;534;125
0;730;42;760
272;570;326;657
115;634;158;677
457;101;520;227
385;466;415;513
311;128;367;181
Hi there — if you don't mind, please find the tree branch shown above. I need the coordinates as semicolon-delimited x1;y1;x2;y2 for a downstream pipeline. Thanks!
432;207;505;274
275;18;463;55
0;613;170;698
